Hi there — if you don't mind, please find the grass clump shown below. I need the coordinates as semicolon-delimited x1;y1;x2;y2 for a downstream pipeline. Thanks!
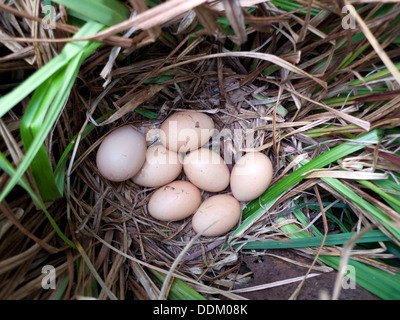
0;0;400;300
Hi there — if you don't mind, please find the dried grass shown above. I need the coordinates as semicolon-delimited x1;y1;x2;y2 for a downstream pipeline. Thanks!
1;0;400;300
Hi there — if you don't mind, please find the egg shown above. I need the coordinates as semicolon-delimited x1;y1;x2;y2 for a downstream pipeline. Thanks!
183;148;230;192
96;125;146;182
192;194;241;237
230;152;273;201
160;111;214;153
132;144;183;187
147;180;201;222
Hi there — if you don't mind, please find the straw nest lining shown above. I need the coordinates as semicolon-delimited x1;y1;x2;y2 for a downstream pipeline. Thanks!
76;74;282;299
71;49;344;299
68;39;311;299
1;0;400;300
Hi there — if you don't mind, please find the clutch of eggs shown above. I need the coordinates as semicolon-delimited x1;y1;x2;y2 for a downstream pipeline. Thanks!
95;112;274;237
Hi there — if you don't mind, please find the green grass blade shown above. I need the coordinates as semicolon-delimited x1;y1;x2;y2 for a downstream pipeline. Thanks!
0;51;84;204
348;62;400;86
232;129;382;238
322;177;400;241
337;43;370;70
0;153;76;249
20;73;65;201
150;270;206;300
19;40;103;201
276;214;400;300
238;230;391;250
0;22;104;204
0;22;105;117
134;107;159;119
52;0;130;26
271;0;320;15
359;178;400;213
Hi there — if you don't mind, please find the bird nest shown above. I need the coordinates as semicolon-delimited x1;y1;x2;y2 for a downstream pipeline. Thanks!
1;0;400;300
72;72;284;300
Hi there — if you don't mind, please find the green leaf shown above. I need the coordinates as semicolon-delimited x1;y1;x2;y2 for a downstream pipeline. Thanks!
134;107;159;119
0;21;104;204
232;129;382;238
276;213;400;300
322;177;400;241
150;270;206;300
0;153;76;249
0;21;104;118
348;62;400;86
2;51;83;203
237;230;391;250
52;0;130;26
20;72;65;201
271;0;320;15
359;177;400;213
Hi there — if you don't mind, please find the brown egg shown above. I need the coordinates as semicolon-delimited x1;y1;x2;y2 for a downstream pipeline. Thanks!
148;180;201;222
160;111;214;153
183;148;230;192
132;144;183;188
96;125;146;182
192;194;241;237
230;152;273;201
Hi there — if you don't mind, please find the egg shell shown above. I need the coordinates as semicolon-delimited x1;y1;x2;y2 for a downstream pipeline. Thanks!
192;194;241;237
132;144;183;187
230;152;273;201
96;125;146;182
160;111;214;153
148;180;201;222
183;148;230;192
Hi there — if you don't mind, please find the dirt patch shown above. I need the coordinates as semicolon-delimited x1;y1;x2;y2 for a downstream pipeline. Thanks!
236;249;380;300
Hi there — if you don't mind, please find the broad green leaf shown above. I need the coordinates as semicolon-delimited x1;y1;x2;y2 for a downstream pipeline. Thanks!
19;37;103;202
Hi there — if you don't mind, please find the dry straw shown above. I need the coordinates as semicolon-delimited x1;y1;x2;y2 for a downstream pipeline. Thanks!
1;0;400;300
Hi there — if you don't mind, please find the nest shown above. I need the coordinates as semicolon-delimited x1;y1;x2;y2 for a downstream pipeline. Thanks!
72;69;282;300
1;0;400;300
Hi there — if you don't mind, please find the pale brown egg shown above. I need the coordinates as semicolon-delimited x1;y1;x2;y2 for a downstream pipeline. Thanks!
96;125;146;182
159;111;214;153
183;148;230;192
192;194;241;237
132;144;183;188
230;152;273;201
148;180;201;222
